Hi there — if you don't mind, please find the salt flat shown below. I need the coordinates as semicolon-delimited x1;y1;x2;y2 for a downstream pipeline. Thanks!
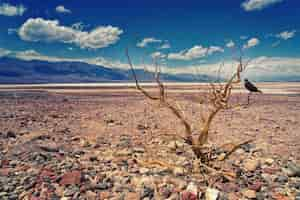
0;82;299;95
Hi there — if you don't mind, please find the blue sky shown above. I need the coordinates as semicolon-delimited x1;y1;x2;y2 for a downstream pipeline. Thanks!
0;0;300;79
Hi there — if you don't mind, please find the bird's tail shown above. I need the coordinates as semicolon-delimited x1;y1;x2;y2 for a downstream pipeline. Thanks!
258;90;263;94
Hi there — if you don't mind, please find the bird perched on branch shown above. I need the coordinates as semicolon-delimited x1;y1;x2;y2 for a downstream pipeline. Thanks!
244;79;262;93
244;79;262;104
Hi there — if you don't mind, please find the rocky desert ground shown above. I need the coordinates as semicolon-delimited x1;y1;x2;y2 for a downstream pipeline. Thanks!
0;83;299;200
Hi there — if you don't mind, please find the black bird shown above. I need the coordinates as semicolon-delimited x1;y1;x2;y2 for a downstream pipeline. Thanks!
244;79;262;93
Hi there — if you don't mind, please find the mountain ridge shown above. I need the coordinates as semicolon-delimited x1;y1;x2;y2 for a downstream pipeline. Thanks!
0;57;213;84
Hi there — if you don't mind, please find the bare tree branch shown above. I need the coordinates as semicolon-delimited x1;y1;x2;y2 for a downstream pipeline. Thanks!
126;49;193;144
126;48;159;101
126;47;254;161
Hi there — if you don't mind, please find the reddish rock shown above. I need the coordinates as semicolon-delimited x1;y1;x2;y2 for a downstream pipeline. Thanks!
59;170;82;186
100;191;110;199
181;191;197;200
30;196;41;200
271;193;290;200
248;181;263;191
0;168;11;176
124;192;140;200
0;159;9;167
263;167;279;174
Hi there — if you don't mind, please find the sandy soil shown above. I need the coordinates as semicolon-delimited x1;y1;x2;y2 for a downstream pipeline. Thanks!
1;84;299;159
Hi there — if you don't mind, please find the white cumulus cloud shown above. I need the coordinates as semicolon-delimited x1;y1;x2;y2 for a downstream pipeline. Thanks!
137;37;162;48
0;48;11;57
276;30;296;40
18;18;123;49
168;45;224;61
0;3;26;16
226;40;235;48
241;0;283;11
150;52;166;59
56;5;71;14
15;49;44;60
243;37;260;49
158;43;171;49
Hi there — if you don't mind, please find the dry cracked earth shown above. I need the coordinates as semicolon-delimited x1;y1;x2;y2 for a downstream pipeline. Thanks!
0;89;299;200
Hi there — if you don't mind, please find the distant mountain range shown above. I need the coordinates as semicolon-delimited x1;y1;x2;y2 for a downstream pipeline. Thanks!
0;57;213;84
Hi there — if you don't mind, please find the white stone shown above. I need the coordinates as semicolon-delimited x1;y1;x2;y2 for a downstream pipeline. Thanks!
205;188;219;200
264;158;274;165
173;167;185;176
242;189;256;199
167;140;184;150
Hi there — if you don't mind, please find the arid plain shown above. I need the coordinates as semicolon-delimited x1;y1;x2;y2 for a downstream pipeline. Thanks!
0;83;299;199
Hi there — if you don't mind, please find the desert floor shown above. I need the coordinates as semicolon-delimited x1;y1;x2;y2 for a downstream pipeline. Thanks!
0;83;299;199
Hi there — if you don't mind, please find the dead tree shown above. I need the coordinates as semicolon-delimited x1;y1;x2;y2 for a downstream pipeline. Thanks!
126;49;252;163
